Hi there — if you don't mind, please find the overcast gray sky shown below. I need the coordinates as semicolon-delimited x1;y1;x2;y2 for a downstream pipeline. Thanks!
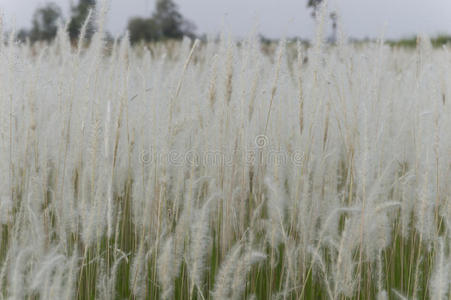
1;0;451;39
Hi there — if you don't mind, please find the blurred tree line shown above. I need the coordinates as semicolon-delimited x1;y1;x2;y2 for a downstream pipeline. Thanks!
15;0;451;48
128;0;196;44
17;0;196;45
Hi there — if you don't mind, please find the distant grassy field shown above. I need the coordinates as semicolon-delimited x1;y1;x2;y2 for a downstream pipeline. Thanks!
0;11;450;300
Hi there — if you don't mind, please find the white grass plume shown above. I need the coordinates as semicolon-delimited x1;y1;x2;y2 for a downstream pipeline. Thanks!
158;235;177;300
190;193;220;296
429;238;450;300
212;243;243;299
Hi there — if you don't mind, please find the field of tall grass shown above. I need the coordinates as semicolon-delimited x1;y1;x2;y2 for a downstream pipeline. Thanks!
0;6;450;300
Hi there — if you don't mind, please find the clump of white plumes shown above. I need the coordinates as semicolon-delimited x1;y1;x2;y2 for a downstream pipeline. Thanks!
429;238;450;300
157;235;177;300
213;242;266;299
0;4;449;299
189;193;219;296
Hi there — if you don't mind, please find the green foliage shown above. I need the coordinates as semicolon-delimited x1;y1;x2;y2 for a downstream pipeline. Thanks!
127;0;196;44
307;0;323;17
128;17;159;44
16;29;30;43
388;35;451;48
153;0;195;39
31;3;62;43
432;35;451;47
68;0;96;42
18;2;63;43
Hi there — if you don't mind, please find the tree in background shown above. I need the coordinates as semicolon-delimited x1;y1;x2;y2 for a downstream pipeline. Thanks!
128;17;159;44
17;29;29;43
30;3;63;43
307;0;338;43
127;0;196;44
17;2;63;43
152;0;195;39
68;0;96;42
307;0;323;18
